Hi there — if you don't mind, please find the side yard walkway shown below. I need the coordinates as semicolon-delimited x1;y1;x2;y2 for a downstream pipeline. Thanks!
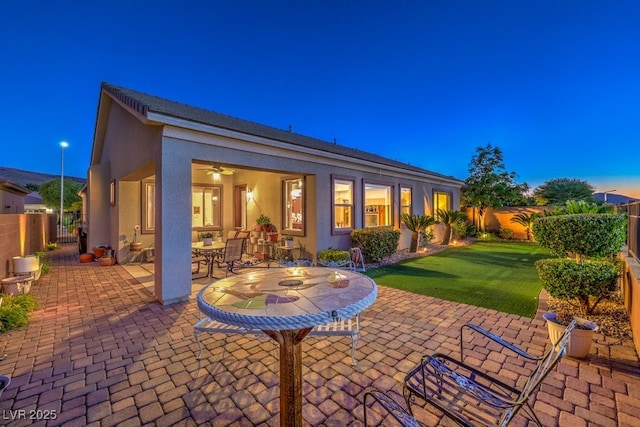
0;244;638;426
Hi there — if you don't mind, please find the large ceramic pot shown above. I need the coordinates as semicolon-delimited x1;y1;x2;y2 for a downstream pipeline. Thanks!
129;241;143;251
12;256;39;275
543;312;598;358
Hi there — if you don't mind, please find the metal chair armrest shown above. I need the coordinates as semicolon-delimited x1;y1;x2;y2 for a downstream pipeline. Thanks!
364;388;421;427
460;323;541;363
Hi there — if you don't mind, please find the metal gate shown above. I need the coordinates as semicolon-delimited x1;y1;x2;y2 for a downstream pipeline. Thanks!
57;210;80;246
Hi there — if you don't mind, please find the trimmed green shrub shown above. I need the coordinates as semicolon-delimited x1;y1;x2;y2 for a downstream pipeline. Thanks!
535;258;619;314
532;214;627;260
317;248;351;263
454;221;476;239
351;227;400;262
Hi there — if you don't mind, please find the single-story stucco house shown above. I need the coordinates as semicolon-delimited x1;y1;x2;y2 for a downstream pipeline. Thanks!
86;82;464;304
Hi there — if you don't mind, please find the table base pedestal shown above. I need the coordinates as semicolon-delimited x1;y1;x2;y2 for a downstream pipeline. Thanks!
265;327;313;427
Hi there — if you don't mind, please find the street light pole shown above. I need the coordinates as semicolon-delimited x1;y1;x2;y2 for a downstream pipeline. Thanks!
60;141;69;242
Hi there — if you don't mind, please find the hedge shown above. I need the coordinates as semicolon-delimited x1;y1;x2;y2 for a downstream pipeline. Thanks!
351;227;400;262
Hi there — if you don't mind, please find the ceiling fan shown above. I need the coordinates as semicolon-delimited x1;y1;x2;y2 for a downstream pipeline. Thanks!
197;165;235;176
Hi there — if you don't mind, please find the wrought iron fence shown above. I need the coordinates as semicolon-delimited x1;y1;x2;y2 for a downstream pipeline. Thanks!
57;210;83;245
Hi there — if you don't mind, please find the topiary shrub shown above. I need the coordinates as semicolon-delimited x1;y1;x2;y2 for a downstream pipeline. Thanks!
532;213;627;315
535;258;620;314
532;214;627;261
351;227;400;262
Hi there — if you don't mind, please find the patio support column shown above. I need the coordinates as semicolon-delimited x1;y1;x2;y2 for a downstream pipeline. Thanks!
155;139;192;304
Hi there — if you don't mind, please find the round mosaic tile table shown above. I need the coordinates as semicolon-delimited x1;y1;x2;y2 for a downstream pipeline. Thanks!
197;267;378;426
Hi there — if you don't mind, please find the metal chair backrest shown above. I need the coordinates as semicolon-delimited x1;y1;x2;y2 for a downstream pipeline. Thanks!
500;319;576;425
223;238;244;263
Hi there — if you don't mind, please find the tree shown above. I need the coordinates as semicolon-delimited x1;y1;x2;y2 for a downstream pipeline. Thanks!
39;178;83;211
436;209;466;245
533;178;595;206
461;143;529;231
400;213;436;253
24;183;39;191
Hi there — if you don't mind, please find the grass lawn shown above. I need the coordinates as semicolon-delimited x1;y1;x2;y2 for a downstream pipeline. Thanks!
364;241;552;318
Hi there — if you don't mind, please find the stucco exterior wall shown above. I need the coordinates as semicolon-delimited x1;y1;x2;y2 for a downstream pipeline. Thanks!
87;101;161;256
463;206;554;240
1;191;26;214
0;214;51;278
621;252;640;357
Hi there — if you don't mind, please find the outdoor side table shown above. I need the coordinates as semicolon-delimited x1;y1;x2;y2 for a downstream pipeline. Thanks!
197;267;378;427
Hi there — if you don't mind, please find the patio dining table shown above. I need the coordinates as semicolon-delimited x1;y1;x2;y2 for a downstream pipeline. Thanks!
197;266;378;426
192;241;226;278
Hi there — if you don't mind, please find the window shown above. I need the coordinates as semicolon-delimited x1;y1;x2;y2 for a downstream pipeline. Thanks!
283;177;304;233
332;177;354;232
142;180;155;233
364;182;393;227
434;191;451;212
192;185;222;228
400;186;412;216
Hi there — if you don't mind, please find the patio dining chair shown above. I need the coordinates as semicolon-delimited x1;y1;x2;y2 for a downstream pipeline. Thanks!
214;237;245;276
364;320;576;426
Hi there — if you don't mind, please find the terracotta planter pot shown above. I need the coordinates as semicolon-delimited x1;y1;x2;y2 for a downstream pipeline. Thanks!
93;247;106;258
543;312;598;358
267;232;279;243
79;253;95;263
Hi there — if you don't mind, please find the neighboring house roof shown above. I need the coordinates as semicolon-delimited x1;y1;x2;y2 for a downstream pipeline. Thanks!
0;178;31;196
24;191;44;205
99;82;464;185
593;192;640;204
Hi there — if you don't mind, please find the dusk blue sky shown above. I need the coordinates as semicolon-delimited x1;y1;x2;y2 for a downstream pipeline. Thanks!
2;1;639;198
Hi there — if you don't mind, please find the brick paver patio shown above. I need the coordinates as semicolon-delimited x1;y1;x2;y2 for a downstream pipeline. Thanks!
0;244;639;426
